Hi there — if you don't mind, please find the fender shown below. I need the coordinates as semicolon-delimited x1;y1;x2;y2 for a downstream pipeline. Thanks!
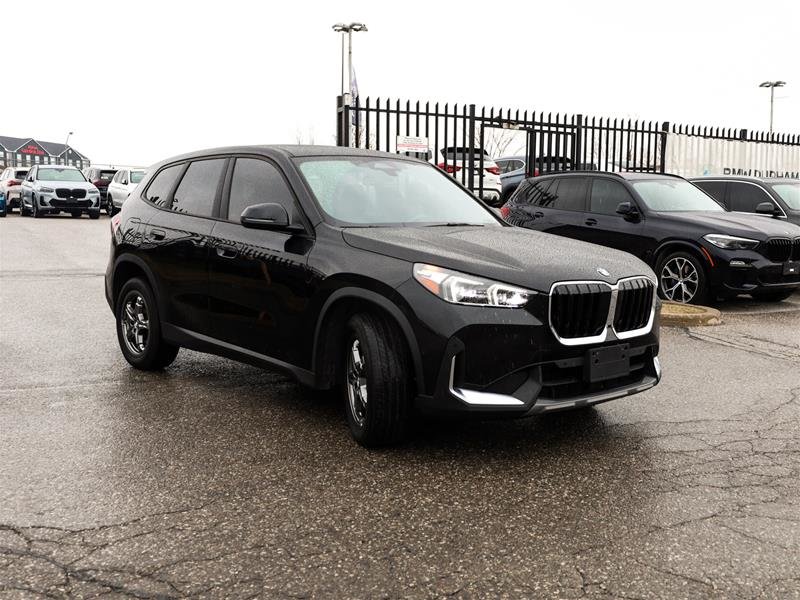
312;287;425;393
110;253;161;312
652;239;712;268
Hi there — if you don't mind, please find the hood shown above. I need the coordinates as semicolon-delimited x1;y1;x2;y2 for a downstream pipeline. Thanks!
654;211;800;239
343;226;654;292
38;179;95;189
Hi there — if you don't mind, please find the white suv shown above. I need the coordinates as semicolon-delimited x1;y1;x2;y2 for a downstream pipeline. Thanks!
0;167;30;212
107;168;146;215
431;147;502;205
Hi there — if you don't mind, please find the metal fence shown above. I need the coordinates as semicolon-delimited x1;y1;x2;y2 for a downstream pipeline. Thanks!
336;95;799;195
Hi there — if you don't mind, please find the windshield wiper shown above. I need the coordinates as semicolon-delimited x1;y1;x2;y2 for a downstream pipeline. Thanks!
424;222;486;227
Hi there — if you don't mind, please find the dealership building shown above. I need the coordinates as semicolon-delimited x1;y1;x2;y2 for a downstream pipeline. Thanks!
0;135;90;170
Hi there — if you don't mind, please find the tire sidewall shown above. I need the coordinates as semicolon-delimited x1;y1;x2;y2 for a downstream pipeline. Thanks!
116;278;165;369
656;250;710;305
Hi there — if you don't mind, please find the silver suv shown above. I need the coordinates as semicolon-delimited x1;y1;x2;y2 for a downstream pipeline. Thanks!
20;165;102;219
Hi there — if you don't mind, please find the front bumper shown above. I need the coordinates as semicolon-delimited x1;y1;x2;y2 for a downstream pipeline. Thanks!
703;243;800;295
397;279;661;417
33;192;102;213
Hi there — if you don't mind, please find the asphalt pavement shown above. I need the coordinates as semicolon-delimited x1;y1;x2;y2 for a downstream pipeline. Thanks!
1;213;799;599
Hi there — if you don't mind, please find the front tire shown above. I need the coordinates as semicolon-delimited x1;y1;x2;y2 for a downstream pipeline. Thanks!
343;312;411;447
116;278;179;370
20;196;31;216
657;251;710;305
89;210;100;220
32;196;42;218
70;211;82;218
752;289;795;303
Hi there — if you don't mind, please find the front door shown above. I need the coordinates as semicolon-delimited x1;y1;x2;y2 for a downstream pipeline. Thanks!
208;156;314;366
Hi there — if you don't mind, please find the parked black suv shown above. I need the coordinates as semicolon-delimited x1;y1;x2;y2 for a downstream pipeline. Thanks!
501;172;800;304
690;176;800;226
106;146;662;446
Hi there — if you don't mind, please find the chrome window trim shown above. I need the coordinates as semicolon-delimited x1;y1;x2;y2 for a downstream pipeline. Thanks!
548;276;656;346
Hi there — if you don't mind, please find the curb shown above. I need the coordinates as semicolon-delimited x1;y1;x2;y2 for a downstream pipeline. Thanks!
660;301;722;327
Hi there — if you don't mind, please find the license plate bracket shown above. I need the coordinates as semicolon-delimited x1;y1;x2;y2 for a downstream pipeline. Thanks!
585;344;631;383
783;261;799;276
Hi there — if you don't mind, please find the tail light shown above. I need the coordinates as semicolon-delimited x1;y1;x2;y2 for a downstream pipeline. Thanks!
437;162;462;174
485;166;501;175
524;168;540;178
8;179;20;186
500;205;510;219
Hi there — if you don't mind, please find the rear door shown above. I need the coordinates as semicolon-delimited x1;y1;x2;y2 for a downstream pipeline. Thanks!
579;177;652;260
534;176;589;239
141;158;226;336
692;180;728;208
207;156;314;366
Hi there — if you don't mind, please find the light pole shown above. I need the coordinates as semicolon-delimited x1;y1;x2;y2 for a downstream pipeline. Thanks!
759;81;786;134
63;131;74;165
332;22;367;101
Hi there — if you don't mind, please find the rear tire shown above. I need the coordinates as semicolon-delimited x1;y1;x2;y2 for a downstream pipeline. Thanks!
752;289;795;303
343;312;411;447
116;277;179;371
656;251;710;305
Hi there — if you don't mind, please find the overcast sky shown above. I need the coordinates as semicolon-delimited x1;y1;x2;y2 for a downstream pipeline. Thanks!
7;0;798;167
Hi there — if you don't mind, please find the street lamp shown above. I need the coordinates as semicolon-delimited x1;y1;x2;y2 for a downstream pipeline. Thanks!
332;22;367;99
63;131;74;165
759;81;786;134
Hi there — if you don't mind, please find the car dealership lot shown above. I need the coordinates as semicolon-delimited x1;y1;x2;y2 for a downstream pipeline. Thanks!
1;214;799;598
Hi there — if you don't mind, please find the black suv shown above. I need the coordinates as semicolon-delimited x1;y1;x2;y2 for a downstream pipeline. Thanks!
690;176;800;226
106;146;662;446
501;172;800;304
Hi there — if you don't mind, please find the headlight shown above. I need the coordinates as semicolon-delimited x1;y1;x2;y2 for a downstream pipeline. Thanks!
88;188;100;194
413;263;531;308
703;234;760;250
39;187;55;193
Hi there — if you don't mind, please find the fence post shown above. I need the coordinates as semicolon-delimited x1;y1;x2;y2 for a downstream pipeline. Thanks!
659;121;670;173
739;128;748;141
574;114;583;169
467;104;476;191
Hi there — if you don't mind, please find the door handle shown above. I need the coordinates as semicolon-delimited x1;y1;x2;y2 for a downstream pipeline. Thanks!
584;218;597;226
148;228;166;241
216;245;238;259
534;211;544;218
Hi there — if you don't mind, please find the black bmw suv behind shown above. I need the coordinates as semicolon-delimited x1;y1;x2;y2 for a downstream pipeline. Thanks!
501;172;800;304
106;146;661;446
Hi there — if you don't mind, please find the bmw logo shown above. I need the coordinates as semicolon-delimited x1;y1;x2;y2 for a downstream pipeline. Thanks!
596;267;611;277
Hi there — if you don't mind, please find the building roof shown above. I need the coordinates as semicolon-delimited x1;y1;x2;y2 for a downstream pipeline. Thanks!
0;135;88;160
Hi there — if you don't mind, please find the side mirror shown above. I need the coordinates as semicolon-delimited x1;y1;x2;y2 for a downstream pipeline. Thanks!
122;180;128;185
755;201;778;216
241;202;292;230
616;201;640;220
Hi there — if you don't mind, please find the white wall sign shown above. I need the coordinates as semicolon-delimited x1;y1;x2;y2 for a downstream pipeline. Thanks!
396;135;429;154
665;133;800;178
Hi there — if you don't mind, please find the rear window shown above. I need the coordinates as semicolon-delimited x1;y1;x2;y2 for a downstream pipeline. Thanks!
15;170;29;179
98;170;117;181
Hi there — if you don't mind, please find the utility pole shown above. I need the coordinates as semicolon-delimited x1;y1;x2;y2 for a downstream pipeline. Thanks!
63;131;73;165
759;81;786;134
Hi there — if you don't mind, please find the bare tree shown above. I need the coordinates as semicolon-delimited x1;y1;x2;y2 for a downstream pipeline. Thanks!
478;127;527;159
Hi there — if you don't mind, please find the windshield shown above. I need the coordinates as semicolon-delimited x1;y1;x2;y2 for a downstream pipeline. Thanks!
770;182;800;210
297;157;500;226
130;171;145;184
37;168;86;182
632;179;724;212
